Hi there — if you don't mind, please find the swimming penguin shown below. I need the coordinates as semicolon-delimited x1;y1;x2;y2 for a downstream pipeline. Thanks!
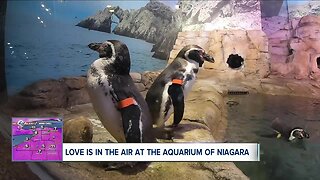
262;118;310;141
86;40;154;143
146;45;215;130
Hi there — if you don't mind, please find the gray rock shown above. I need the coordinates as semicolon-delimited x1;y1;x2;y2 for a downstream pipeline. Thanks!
77;1;181;60
16;79;68;109
76;7;113;33
67;88;90;107
63;77;87;90
130;72;142;83
141;71;161;89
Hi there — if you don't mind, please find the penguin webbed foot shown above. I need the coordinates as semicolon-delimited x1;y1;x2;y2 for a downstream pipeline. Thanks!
154;127;174;141
168;123;178;128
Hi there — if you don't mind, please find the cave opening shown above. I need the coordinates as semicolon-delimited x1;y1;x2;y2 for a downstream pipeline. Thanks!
227;54;244;69
317;57;320;69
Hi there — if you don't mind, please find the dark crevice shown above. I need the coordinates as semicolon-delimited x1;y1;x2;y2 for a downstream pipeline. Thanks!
317;57;320;69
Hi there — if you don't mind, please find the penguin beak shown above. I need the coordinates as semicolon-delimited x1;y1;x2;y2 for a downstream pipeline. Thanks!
202;52;215;63
294;130;309;139
88;43;102;51
303;131;310;138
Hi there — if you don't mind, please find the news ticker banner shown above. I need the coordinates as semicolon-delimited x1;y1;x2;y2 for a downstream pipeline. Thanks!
63;143;260;162
11;117;259;162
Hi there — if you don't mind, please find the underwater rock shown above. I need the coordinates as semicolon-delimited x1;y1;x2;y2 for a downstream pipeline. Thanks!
63;116;93;143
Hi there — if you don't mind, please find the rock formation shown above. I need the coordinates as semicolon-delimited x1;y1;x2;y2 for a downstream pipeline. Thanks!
265;15;320;80
289;1;320;18
76;7;114;33
179;0;261;31
5;72;160;110
77;1;181;60
77;0;262;60
169;30;270;79
112;1;181;60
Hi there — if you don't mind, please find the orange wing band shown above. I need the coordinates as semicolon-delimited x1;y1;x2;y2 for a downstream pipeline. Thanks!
172;79;183;85
118;97;136;109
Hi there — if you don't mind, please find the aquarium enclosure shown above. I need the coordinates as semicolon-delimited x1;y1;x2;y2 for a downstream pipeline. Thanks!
1;1;319;180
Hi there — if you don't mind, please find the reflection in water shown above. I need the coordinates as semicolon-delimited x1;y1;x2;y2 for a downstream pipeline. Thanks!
226;94;320;180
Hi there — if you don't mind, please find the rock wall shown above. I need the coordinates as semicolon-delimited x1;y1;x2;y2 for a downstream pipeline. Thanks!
289;1;320;18
77;0;263;60
179;0;262;31
6;72;161;110
169;30;270;79
265;15;320;80
76;7;114;33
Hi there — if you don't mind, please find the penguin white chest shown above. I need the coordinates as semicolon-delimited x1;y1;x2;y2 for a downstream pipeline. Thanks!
182;61;198;97
159;61;198;125
87;64;125;142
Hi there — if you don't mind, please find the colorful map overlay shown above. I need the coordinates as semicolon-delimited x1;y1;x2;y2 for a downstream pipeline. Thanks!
12;117;63;161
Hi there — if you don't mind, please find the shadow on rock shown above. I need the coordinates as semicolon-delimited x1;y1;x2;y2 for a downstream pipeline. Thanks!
170;122;209;140
90;161;150;175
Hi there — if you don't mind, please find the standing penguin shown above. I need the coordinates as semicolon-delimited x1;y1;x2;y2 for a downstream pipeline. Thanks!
146;45;215;130
86;40;154;143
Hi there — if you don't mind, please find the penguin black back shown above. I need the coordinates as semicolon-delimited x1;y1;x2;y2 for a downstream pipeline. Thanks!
146;44;214;129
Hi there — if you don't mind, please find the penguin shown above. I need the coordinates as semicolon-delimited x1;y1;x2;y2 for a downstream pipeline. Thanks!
86;40;154;143
261;118;310;141
146;45;215;130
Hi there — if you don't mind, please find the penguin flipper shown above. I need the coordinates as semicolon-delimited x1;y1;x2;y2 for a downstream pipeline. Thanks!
168;83;184;126
120;104;142;143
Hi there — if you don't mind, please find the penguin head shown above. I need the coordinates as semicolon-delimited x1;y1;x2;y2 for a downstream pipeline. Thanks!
289;128;310;141
88;40;131;74
177;45;215;67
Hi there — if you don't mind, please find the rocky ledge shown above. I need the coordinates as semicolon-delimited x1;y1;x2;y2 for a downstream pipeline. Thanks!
0;70;248;180
4;71;160;112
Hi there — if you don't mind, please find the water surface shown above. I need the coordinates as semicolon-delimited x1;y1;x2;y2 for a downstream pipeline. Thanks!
225;94;320;180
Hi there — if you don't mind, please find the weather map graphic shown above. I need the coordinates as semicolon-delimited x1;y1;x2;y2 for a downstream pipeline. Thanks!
12;117;63;161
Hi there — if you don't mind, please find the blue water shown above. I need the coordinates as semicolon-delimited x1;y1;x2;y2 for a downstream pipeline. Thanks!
5;1;166;95
226;94;320;180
